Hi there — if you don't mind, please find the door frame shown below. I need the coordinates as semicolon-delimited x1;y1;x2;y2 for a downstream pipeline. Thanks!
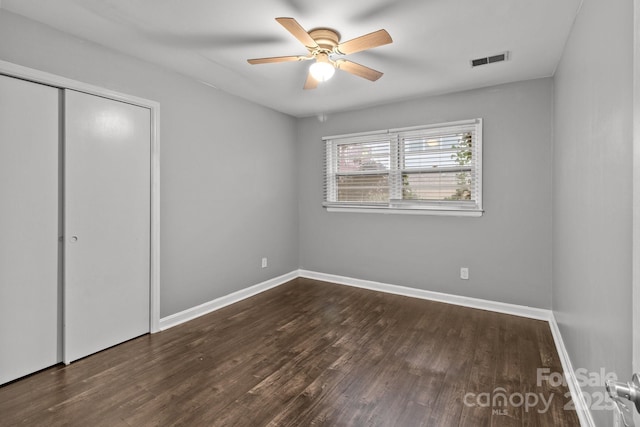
634;0;639;423
0;59;161;333
634;0;639;379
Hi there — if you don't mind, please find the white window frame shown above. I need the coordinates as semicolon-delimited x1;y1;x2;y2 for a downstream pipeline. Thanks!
323;119;483;217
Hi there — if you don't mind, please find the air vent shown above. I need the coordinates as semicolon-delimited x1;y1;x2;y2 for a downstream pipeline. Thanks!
471;51;509;68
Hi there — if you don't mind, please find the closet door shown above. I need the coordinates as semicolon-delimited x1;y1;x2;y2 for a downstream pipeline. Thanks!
63;90;150;363
0;75;60;384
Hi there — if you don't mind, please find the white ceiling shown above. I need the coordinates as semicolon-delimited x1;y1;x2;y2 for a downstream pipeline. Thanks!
1;0;582;117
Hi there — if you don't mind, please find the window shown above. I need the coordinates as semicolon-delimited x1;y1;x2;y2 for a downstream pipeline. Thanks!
323;119;483;216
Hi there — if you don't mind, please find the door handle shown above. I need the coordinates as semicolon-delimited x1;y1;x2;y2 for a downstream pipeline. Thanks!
70;236;78;243
606;373;640;427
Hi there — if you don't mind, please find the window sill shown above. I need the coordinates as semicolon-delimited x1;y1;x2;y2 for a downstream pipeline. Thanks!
325;206;484;217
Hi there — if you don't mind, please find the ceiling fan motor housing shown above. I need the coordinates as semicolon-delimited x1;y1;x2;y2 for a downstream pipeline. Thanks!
308;29;341;53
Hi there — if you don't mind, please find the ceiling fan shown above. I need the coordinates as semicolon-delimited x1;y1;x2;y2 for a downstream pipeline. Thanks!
247;17;392;89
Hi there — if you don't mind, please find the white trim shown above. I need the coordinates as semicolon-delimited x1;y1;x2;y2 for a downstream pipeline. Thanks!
634;0;640;425
389;118;481;134
298;270;551;320
548;314;596;427
159;270;299;331
0;60;162;334
322;129;391;141
474;118;484;212
0;60;158;110
149;104;161;333
322;118;480;141
326;206;484;216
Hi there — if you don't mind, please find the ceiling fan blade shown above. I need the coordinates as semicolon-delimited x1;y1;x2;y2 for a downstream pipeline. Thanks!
336;29;392;55
275;17;319;49
303;72;318;90
247;55;311;64
335;59;383;81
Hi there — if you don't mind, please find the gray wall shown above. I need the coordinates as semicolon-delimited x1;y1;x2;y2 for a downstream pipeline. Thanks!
4;11;635;425
297;78;554;309
553;0;633;425
0;10;299;318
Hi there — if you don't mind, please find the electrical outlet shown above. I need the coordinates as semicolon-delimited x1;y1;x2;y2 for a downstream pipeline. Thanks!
460;267;469;280
261;257;268;268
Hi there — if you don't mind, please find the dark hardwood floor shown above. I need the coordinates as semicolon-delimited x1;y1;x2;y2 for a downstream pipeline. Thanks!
0;278;579;426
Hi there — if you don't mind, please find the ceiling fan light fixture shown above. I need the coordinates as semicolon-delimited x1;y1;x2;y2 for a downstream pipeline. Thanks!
309;53;335;82
309;61;335;82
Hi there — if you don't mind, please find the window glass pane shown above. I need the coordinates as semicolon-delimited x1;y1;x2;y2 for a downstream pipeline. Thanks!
337;142;390;173
337;174;389;202
402;171;472;201
403;132;472;170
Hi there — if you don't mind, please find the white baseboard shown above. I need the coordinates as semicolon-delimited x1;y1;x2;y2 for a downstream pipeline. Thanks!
298;269;552;321
158;270;298;330
548;313;596;427
158;268;593;427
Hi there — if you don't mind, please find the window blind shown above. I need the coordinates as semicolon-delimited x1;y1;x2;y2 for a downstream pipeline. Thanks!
323;119;482;214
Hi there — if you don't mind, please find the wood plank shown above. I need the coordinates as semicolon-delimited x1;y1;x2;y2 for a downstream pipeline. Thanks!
0;278;580;426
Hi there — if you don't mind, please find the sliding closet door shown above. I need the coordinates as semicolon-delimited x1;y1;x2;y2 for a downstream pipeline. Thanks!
64;90;150;363
0;75;60;384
